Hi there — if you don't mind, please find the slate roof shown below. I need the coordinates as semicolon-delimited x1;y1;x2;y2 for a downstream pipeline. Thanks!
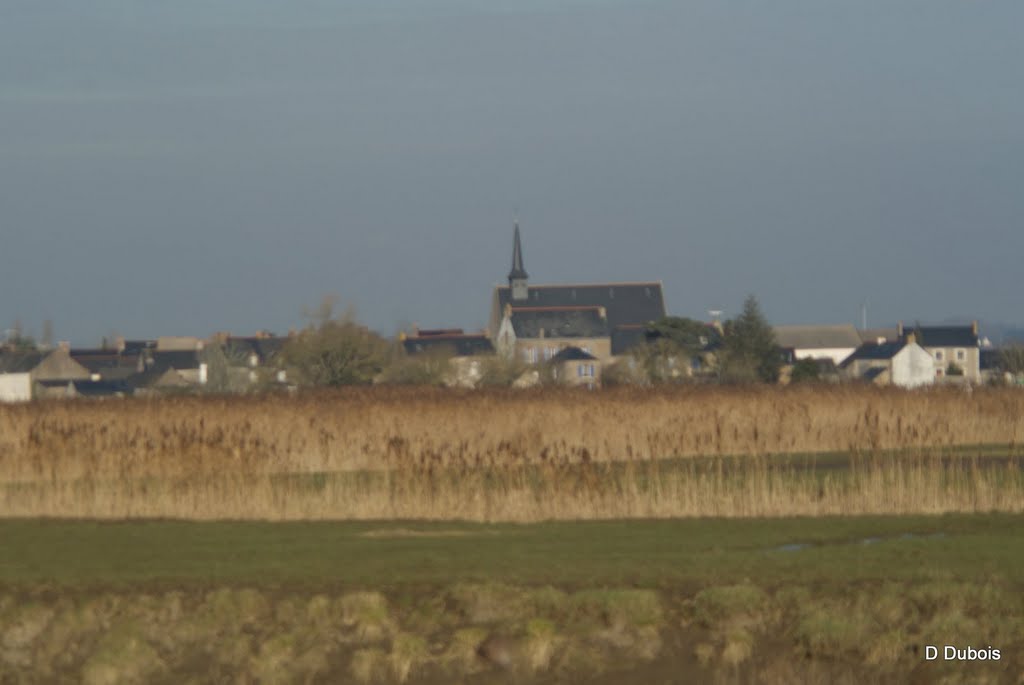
70;350;142;376
403;333;495;357
911;325;979;348
150;350;201;371
122;340;157;355
0;351;44;373
495;282;666;334
611;326;648;356
774;324;862;350
508;306;610;339
862;367;889;382
840;341;907;366
551;346;598;362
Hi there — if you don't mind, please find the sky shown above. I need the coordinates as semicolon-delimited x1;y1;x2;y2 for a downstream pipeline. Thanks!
2;1;1022;345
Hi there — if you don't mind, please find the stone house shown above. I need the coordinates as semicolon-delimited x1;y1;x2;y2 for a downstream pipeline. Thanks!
899;322;982;383
400;328;495;388
550;346;601;388
0;347;92;401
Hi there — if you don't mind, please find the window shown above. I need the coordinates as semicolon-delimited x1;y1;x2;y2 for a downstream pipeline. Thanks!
956;349;966;362
935;350;944;362
936;368;944;377
577;364;584;378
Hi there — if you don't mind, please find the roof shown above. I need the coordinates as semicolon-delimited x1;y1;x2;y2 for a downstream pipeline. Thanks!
911;325;979;348
0;351;45;373
611;326;648;356
858;328;899;344
840;341;907;366
552;346;598;362
774;324;862;350
222;337;287;365
122;340;157;354
150;350;201;371
403;334;495;357
508;306;610;339
496;282;665;350
862;367;889;382
70;350;142;375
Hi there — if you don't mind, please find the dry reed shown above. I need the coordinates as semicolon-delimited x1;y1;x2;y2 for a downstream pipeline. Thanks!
1;386;1023;520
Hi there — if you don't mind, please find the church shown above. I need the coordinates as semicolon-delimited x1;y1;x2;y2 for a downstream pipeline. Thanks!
489;225;667;363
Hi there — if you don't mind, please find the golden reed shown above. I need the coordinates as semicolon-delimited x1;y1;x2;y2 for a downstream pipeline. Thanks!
1;386;1022;520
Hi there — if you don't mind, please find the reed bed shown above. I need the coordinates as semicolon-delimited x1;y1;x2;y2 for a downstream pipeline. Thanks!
1;386;1023;520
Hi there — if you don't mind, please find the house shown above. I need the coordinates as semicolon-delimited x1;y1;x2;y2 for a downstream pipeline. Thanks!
774;324;863;366
35;378;134;399
899;322;983;383
495;305;611;362
215;333;290;386
70;348;146;382
550;346;601;388
839;336;934;388
858;328;900;345
0;347;92;402
489;224;666;362
400;328;495;388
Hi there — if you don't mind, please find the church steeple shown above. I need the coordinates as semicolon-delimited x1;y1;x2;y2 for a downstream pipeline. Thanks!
508;222;529;301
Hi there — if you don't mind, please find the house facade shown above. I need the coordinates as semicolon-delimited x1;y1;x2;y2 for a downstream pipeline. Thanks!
400;328;495;388
550;346;601;388
840;338;934;388
489;225;666;362
900;322;982;383
0;348;92;402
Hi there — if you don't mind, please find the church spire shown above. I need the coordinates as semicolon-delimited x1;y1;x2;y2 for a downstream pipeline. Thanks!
508;222;529;300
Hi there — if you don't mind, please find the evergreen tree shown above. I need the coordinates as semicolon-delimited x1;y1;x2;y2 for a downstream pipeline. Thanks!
720;295;781;383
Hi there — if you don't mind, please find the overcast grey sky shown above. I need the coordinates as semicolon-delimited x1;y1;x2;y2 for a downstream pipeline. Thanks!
2;1;1022;344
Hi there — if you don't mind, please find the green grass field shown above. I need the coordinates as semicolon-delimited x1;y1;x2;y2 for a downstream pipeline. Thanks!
2;515;1022;683
3;513;1023;588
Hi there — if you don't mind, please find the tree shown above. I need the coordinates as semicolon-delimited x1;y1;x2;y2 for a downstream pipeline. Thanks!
946;362;964;377
720;295;781;383
279;299;389;387
645;316;720;355
789;357;821;384
378;345;454;386
998;345;1024;376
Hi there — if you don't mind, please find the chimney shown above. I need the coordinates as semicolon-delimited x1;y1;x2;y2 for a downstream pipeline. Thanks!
905;332;916;345
116;336;126;353
58;341;70;352
971;320;978;336
897;321;904;338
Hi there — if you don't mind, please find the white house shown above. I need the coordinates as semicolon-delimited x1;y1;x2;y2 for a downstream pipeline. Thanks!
840;337;934;388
